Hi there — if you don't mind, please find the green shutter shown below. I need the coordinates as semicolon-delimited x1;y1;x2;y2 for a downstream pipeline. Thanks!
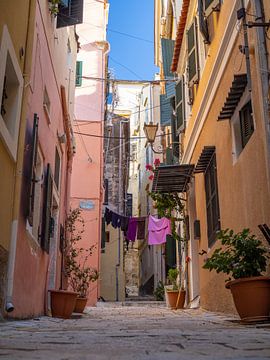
76;61;83;86
175;78;185;132
187;22;199;84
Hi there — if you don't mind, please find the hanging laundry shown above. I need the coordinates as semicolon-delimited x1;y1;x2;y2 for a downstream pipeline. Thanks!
105;207;112;225
136;217;146;240
148;216;171;245
111;212;121;228
126;217;138;242
120;216;130;234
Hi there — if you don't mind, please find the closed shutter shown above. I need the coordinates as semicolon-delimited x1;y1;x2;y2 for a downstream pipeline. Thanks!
170;96;179;159
104;179;108;205
187;21;199;84
57;0;84;28
205;154;220;246
175;77;185;132
28;114;39;226
41;164;53;253
198;0;210;43
240;100;254;148
165;234;176;269
75;61;83;86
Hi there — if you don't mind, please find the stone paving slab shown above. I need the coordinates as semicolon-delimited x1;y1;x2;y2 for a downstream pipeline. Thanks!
0;305;269;360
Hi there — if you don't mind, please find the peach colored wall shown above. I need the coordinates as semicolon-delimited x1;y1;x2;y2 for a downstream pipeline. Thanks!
182;1;270;315
71;0;108;306
11;3;76;318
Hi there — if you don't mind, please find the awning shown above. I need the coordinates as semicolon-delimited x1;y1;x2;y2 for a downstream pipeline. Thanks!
171;0;190;73
152;164;194;193
218;74;247;120
194;146;215;173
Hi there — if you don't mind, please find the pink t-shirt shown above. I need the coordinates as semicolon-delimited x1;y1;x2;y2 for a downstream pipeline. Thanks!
148;215;171;245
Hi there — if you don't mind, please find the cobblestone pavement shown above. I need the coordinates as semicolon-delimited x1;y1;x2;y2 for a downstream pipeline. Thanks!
0;303;270;360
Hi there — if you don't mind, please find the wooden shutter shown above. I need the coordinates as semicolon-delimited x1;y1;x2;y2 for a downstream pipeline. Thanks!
204;0;220;17
75;61;83;86
205;153;220;246
41;164;53;253
28;114;39;226
175;77;185;133
57;0;84;28
104;179;109;205
198;0;210;43
187;21;199;84
240;101;254;148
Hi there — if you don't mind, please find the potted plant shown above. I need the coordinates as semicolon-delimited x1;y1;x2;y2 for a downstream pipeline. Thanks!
64;208;99;313
165;268;186;309
203;228;270;323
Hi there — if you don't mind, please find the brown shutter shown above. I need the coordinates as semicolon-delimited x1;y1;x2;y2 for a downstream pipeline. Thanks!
41;164;53;253
28;114;39;226
240;101;254;148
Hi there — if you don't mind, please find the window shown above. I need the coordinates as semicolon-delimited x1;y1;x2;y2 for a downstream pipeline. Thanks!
54;147;61;190
75;61;83;86
57;0;84;29
175;77;185;133
187;21;199;85
239;100;254;148
205;153;220;247
231;97;254;160
43;87;51;123
0;26;24;160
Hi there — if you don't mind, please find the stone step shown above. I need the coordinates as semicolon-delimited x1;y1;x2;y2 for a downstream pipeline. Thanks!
96;301;166;308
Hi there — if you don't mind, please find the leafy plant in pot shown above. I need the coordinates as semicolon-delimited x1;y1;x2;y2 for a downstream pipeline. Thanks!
64;208;99;313
203;228;270;323
165;268;186;309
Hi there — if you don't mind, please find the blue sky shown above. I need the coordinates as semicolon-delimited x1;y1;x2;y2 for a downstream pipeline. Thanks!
107;1;158;81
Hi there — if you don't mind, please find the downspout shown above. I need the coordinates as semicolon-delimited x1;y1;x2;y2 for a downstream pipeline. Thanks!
99;41;110;300
253;0;270;195
5;0;34;314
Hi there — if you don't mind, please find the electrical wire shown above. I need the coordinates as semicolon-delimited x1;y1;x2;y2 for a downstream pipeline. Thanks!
109;56;144;80
73;130;171;140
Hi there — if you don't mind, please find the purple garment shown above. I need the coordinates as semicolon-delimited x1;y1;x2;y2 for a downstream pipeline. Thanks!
148;216;171;245
126;217;138;242
111;212;121;228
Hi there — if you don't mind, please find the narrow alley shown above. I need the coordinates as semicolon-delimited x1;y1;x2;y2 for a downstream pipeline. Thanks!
1;304;270;360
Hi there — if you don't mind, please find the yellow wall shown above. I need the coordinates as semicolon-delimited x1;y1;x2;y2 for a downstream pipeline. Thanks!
100;226;125;301
0;1;32;250
182;1;270;314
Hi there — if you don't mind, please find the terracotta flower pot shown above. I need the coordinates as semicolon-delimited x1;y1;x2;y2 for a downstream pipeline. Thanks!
166;290;186;309
225;276;270;323
74;297;88;313
49;290;78;319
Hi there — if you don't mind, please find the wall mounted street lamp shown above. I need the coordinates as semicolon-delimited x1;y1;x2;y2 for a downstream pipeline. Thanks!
143;122;164;154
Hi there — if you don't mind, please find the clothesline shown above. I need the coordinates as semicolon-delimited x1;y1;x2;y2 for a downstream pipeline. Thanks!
104;207;172;245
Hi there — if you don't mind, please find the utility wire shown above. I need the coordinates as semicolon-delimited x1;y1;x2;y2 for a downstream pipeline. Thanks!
109;56;143;80
73;130;171;140
79;75;177;84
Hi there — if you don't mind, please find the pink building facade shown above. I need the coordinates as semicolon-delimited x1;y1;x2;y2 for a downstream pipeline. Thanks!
10;1;79;318
71;0;109;306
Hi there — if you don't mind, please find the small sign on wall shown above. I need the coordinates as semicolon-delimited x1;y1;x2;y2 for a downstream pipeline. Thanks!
79;200;95;210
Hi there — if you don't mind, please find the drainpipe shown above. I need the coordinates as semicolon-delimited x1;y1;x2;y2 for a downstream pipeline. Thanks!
5;0;35;314
253;0;270;195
